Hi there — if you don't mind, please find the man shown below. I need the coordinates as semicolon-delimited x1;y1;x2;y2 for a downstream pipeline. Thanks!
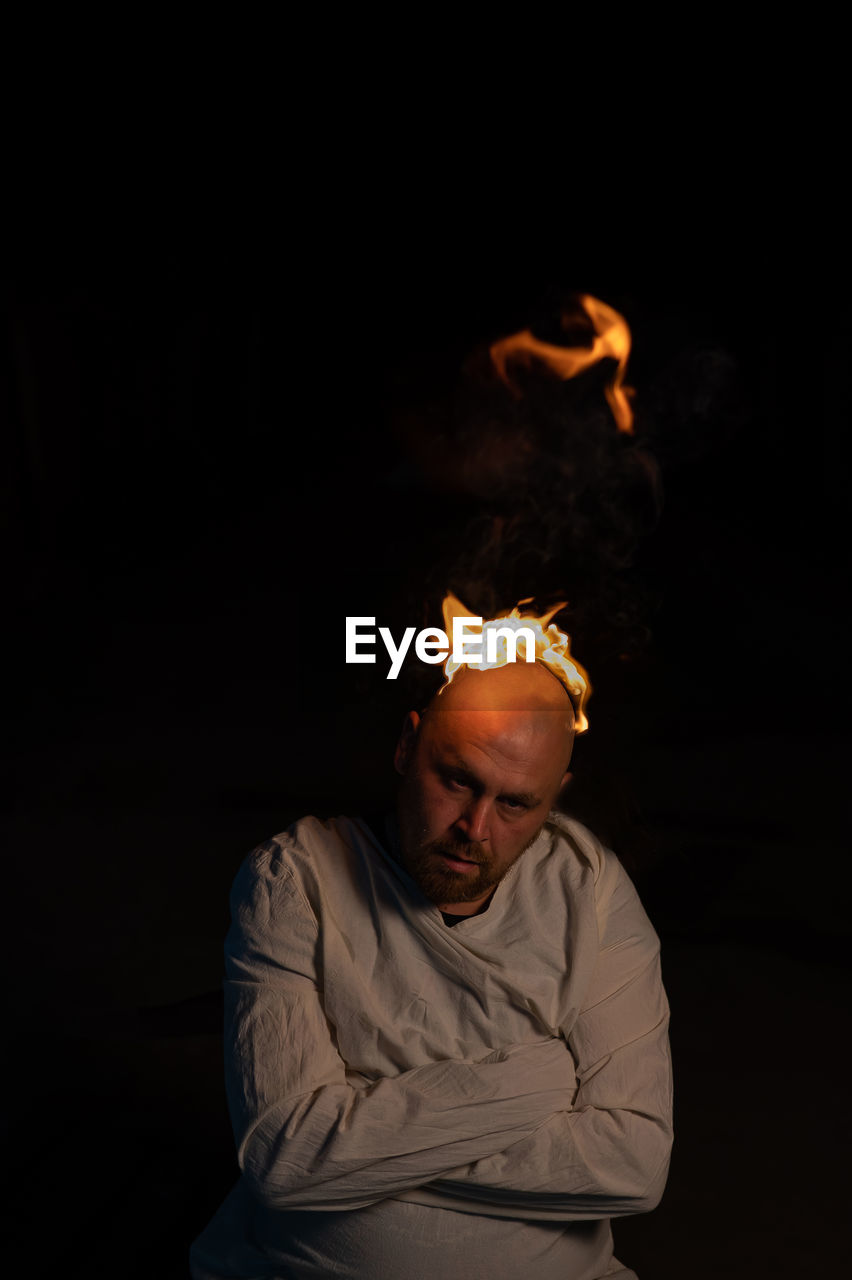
190;659;673;1279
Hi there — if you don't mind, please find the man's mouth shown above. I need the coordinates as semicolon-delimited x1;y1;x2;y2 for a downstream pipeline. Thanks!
437;850;482;874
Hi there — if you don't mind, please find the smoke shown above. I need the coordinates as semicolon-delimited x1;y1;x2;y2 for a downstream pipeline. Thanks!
390;300;663;706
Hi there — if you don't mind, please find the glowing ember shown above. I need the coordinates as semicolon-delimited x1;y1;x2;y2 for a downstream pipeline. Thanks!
489;294;635;434
440;592;591;734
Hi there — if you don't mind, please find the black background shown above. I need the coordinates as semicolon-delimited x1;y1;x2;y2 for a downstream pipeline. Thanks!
3;185;850;1278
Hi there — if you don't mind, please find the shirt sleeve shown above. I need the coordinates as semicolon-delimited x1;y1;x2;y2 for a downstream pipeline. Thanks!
224;840;577;1212
411;852;673;1221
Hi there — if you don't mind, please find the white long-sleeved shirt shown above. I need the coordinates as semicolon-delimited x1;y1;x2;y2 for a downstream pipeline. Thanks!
190;811;673;1279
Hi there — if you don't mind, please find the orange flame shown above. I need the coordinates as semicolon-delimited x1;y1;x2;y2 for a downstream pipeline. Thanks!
440;593;591;734
489;294;634;434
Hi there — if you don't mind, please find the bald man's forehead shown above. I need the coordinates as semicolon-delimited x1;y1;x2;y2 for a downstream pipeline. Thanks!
419;667;576;777
418;692;574;789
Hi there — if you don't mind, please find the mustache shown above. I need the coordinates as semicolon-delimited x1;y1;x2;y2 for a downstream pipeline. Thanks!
427;836;488;865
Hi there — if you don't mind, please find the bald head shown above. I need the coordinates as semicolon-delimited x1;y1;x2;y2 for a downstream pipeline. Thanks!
423;661;575;773
393;661;576;914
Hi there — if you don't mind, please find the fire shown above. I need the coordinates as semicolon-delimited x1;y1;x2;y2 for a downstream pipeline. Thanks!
488;294;634;434
440;593;591;734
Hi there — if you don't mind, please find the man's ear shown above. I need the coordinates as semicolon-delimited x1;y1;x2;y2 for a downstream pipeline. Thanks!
394;711;421;776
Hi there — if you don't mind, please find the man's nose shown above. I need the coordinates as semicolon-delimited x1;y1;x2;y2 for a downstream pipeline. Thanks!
454;796;491;843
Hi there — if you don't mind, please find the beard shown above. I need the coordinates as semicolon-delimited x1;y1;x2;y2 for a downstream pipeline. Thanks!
400;828;542;907
404;834;495;905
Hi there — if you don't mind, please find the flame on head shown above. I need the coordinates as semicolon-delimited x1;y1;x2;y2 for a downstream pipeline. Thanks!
489;293;634;434
440;592;591;734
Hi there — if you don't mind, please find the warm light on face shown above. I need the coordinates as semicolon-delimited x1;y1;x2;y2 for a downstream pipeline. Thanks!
395;682;574;914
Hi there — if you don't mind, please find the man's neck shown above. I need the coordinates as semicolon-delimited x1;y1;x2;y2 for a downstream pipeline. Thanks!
435;889;496;917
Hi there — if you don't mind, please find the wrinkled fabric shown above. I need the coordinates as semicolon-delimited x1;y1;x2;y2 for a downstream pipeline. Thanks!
190;812;672;1279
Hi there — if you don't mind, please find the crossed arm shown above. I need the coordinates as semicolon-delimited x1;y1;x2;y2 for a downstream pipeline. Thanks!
223;843;672;1220
421;855;674;1221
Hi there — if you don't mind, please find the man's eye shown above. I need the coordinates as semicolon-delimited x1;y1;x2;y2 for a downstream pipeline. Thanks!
500;798;525;812
444;776;468;791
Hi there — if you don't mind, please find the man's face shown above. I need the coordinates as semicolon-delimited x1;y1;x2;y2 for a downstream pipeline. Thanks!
394;664;574;914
